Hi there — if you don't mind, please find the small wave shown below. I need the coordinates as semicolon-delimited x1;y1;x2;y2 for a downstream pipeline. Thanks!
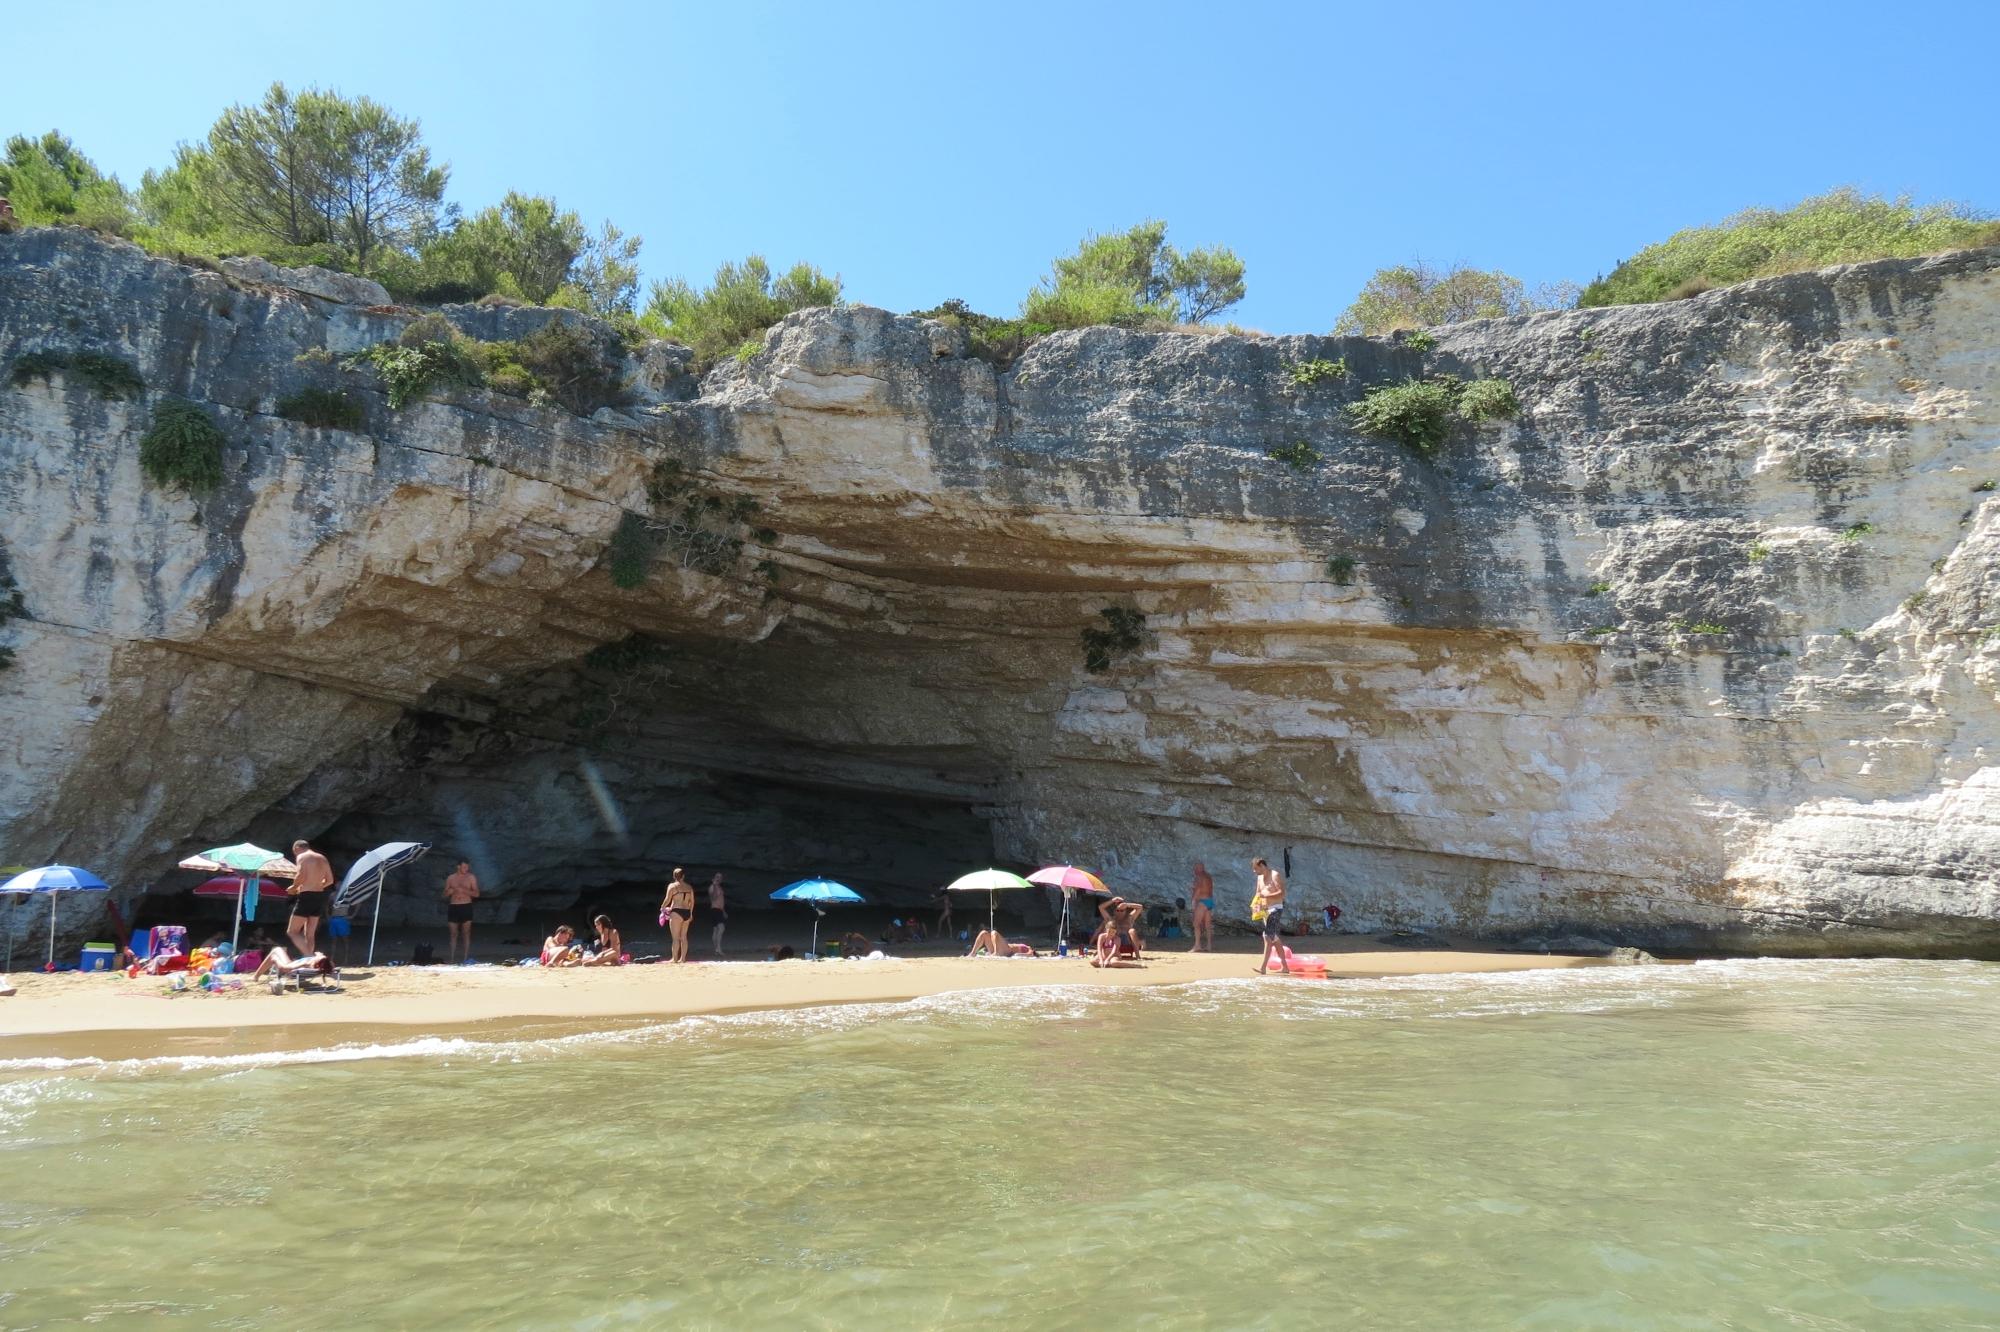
2;957;1985;1085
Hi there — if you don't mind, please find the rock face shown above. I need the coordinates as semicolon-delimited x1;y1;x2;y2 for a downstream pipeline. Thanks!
3;227;1999;956
217;254;392;307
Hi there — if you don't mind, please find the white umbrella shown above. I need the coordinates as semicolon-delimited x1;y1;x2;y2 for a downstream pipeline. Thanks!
943;868;1036;945
334;842;432;965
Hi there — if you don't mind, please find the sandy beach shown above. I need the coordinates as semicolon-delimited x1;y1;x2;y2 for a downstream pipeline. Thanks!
0;937;1619;1060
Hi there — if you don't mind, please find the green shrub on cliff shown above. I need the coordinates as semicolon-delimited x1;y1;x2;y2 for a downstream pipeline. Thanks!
908;300;1053;366
276;387;365;430
1457;378;1519;421
606;510;657;588
1348;378;1460;454
9;349;144;400
1348;374;1521;454
1081;606;1148;674
347;315;482;409
1580;189;2000;307
473;320;629;415
642;256;841;364
139;399;226;492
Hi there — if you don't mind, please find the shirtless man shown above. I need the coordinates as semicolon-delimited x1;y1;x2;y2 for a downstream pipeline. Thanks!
287;840;334;957
442;861;480;963
708;872;728;956
1252;856;1291;976
1189;861;1216;952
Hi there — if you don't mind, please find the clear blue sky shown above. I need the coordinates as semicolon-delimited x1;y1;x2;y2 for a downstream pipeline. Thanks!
6;0;1995;332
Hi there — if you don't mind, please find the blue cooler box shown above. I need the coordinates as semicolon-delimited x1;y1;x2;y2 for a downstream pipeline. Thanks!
80;943;116;972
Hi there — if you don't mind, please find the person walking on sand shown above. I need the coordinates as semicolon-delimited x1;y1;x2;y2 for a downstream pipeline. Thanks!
660;868;696;964
708;872;729;956
442;860;480;963
1189;861;1216;952
1252;856;1291;975
287;840;334;958
934;888;954;941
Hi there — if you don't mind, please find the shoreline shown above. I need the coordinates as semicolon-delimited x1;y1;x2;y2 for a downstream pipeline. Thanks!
0;941;1622;1062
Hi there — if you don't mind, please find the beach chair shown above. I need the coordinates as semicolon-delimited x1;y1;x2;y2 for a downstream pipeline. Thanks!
265;952;339;994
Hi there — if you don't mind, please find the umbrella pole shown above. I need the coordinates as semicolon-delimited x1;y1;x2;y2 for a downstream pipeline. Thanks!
48;894;58;968
368;872;383;967
231;879;245;955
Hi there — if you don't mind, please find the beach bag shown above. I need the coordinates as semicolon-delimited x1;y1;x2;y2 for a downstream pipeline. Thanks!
412;943;436;966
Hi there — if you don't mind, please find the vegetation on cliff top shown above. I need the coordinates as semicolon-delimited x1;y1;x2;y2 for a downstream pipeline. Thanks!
1336;264;1576;335
1580;189;2000;307
7;98;1996;347
1;87;643;319
1023;220;1245;330
345;312;629;415
641;256;841;364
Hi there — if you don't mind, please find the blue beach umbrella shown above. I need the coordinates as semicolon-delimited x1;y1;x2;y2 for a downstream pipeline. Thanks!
1;864;111;969
770;878;864;956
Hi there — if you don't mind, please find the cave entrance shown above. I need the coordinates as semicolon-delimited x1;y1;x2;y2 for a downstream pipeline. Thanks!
313;756;1021;958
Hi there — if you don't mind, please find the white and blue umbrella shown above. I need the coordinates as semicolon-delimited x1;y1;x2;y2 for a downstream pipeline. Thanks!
334;842;432;965
770;877;864;957
2;864;111;969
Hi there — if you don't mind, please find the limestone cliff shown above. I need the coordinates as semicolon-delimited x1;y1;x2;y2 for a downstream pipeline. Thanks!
3;228;1997;956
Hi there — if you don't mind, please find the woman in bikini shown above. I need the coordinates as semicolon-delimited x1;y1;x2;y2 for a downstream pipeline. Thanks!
1189;861;1216;952
660;868;696;964
583;914;623;966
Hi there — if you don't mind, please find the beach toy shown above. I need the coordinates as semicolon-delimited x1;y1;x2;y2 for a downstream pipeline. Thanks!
1278;947;1327;977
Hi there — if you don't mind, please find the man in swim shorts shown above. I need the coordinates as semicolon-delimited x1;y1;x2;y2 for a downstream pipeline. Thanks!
443;860;480;963
1252;856;1290;976
288;839;334;958
708;872;728;956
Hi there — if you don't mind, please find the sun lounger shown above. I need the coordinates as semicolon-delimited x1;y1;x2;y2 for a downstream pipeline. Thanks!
263;952;338;993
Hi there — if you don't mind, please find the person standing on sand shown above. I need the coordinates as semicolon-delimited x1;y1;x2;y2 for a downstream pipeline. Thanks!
934;889;954;941
287;840;334;958
1189;862;1216;952
442;861;480;963
708;872;728;956
660;868;696;964
1252;856;1290;975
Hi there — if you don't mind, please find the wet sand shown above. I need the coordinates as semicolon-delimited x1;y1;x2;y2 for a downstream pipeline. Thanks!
0;937;1619;1060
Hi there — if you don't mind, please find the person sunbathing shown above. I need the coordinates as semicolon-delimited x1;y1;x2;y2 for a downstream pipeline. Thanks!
250;947;331;981
840;931;875;957
968;929;1036;957
581;915;623;966
541;926;583;967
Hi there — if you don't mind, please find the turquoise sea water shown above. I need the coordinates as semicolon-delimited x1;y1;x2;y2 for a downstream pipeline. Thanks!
3;959;1999;1329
